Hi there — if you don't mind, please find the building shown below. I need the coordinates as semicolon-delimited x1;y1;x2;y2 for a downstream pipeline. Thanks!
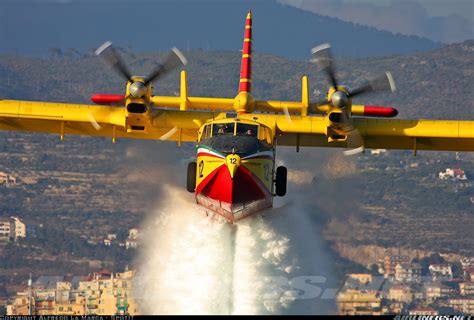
438;168;468;180
337;289;382;315
459;282;474;296
7;270;139;315
463;268;474;282
125;228;140;249
383;255;410;279
425;282;456;302
107;234;117;240
0;216;26;243
370;149;387;155
0;218;12;242
388;285;413;304
448;298;474;315
11;217;26;240
460;257;474;269
385;302;406;314
125;238;138;249
337;273;386;315
6;291;32;315
128;228;139;240
409;307;439;316
395;263;422;283
429;264;453;280
348;274;373;284
0;172;16;187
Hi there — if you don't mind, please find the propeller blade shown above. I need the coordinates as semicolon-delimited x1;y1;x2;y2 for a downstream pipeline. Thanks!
311;43;338;90
159;126;179;141
144;47;187;85
343;128;365;156
349;72;396;98
87;113;102;131
282;106;292;123
95;41;132;81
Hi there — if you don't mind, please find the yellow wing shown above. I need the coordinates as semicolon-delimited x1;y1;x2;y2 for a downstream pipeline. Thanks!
273;116;474;152
0;99;217;143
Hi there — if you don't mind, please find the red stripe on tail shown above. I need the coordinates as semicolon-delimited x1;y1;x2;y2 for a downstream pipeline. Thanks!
239;11;252;93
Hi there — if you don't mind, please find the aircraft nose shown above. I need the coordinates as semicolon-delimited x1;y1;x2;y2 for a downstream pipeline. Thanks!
225;154;241;179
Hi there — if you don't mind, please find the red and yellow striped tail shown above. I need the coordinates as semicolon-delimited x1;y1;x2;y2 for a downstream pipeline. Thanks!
239;11;252;93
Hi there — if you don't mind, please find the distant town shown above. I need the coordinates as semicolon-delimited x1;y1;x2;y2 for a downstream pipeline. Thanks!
5;269;139;315
3;249;474;315
337;253;474;315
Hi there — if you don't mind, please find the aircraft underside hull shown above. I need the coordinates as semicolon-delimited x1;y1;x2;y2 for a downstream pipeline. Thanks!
195;164;272;223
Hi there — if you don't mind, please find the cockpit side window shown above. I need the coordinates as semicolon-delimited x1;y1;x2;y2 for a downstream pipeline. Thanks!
258;126;273;144
201;124;211;140
236;123;258;137
212;123;235;136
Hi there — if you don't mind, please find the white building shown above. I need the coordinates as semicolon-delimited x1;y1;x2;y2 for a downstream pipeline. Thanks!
429;264;453;280
439;168;468;180
11;216;26;240
0;172;16;187
395;263;422;284
0;216;26;242
128;228;139;240
460;257;474;269
125;228;140;249
125;239;138;249
370;149;387;155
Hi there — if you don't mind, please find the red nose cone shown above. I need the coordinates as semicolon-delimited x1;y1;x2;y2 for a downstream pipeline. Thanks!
90;94;125;105
363;105;398;118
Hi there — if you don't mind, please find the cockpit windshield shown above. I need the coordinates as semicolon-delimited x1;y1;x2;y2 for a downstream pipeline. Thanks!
212;123;235;136
236;123;258;137
199;121;273;155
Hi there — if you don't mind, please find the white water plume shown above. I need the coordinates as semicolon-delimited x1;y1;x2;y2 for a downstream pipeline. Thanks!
134;185;336;315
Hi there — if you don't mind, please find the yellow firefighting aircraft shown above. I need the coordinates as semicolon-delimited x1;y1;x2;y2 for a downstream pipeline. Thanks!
0;12;473;223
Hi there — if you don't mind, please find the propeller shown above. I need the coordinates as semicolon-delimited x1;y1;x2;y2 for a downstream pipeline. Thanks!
144;48;187;85
310;43;396;155
95;41;187;99
95;41;133;81
310;43;396;108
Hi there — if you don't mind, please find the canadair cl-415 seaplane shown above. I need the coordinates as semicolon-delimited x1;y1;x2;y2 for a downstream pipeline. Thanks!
1;12;473;223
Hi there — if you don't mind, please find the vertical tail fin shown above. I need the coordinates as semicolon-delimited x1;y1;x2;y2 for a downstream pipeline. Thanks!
238;11;252;93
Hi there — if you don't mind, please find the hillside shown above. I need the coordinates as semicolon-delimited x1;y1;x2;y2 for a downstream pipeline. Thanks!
0;0;439;59
0;41;473;293
0;40;472;119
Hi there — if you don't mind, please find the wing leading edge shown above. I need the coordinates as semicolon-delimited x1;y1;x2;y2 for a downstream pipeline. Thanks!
0;99;217;143
275;117;474;152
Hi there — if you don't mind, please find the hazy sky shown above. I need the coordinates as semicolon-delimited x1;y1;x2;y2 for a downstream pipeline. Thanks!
346;0;473;21
280;0;474;43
